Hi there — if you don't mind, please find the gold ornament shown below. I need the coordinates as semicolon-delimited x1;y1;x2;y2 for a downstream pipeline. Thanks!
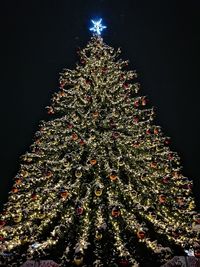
95;187;103;197
90;159;97;165
13;214;22;223
93;111;99;119
74;255;83;266
21;170;29;177
95;232;102;240
118;157;124;166
75;169;82;178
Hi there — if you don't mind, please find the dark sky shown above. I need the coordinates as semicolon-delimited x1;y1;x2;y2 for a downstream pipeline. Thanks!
0;0;200;209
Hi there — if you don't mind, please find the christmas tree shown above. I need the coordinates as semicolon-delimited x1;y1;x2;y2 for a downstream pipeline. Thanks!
0;19;199;267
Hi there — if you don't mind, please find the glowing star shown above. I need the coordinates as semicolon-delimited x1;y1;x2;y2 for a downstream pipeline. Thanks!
89;19;107;35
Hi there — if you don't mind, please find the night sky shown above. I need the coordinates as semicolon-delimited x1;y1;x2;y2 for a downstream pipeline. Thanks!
0;0;200;210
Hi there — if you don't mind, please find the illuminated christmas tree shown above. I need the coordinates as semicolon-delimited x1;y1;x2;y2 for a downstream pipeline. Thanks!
0;19;199;267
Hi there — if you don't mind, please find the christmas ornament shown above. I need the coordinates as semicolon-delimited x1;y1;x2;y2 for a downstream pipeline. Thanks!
134;100;139;107
112;131;120;139
118;157;124;166
150;162;157;168
194;246;200;258
74;254;84;265
123;83;129;89
137;230;146;239
12;187;18;193
76;206;84;215
44;170;53;178
133;116;139;123
60;190;68;199
0;220;6;228
15;178;22;185
31;193;37;200
93;111;99;119
172;229;180;239
79;139;85;146
142;97;147;106
72;133;78;141
47;106;54;115
67;123;73;129
75;169;82;178
146;128;151;135
95;231;103;240
90;159;97;165
162;176;170;184
118;259;129;266
95;186;103;197
159;194;166;204
21;170;29;177
176;196;184;206
111;206;120;217
109;172;118;181
154;128;159;135
13;214;22;223
164;138;170;145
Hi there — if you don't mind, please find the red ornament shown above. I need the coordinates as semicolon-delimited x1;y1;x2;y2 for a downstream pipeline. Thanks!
150;162;157;168
86;95;92;101
85;79;91;84
133;116;139;123
168;153;173;160
164;138;170;145
119;74;125;81
60;191;68;199
47;107;54;115
59;81;65;88
111;207;121;217
146;129;151;135
80;59;86;65
15;178;22;185
119;259;129;266
154;128;159;135
0;220;6;228
12;187;18;193
0;235;4;241
67;123;73;129
102;67;107;73
142;97;147;106
31;193;37;200
137;230;146;239
76;206;84;215
71;133;78;141
132;141;140;147
112;132;120;139
134;100;139;107
123;83;129;89
79;139;85;146
159;194;166;204
44;170;53;178
162;176;169;184
59;90;66;97
194;247;200;258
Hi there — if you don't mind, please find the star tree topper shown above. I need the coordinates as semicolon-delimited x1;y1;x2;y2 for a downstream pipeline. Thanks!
89;18;107;35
